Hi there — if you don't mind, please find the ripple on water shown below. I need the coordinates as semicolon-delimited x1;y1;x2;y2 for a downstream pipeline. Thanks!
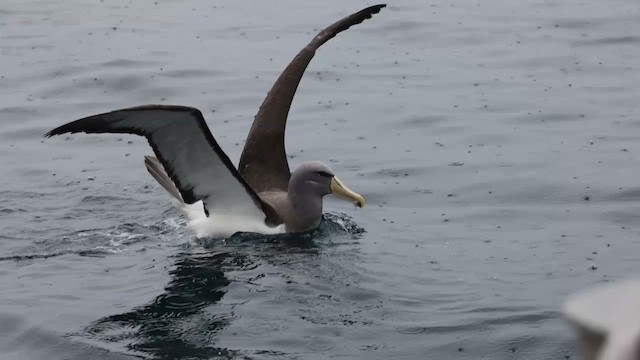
197;212;365;248
100;59;160;69
304;337;336;351
152;293;207;312
0;218;176;262
0;207;27;215
396;310;559;335
239;321;287;338
158;68;225;79
574;35;640;47
0;314;138;360
397;327;428;335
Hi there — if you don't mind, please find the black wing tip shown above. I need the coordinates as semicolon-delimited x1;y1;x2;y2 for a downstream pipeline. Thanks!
311;4;387;48
347;4;387;26
43;104;204;139
355;4;387;20
366;4;387;13
44;110;111;139
43;114;107;138
44;122;80;138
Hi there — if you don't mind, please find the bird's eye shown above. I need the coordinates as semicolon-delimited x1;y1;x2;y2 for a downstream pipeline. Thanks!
317;171;332;178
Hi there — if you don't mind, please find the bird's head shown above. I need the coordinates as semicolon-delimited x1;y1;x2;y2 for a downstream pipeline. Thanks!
290;161;365;208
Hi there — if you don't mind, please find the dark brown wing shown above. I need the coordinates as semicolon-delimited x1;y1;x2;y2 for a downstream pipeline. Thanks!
238;4;386;193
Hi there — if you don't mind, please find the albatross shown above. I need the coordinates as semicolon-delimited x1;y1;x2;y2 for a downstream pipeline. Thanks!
45;5;385;238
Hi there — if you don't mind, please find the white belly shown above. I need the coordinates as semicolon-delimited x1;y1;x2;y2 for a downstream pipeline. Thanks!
176;200;285;238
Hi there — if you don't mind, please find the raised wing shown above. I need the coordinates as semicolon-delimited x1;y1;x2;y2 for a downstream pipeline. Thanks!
45;105;279;224
238;4;386;193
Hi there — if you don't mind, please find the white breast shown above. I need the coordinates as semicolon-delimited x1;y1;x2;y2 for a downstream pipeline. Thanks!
177;200;285;238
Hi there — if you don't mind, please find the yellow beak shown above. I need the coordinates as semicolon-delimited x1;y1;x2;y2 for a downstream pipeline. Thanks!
330;176;365;208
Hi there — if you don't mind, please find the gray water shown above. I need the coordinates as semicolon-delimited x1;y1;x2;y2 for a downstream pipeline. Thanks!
2;0;640;359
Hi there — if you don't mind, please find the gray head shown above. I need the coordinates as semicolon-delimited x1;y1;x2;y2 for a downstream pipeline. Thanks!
289;161;365;207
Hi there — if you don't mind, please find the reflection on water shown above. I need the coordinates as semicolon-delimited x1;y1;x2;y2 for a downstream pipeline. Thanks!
80;215;363;359
84;251;238;359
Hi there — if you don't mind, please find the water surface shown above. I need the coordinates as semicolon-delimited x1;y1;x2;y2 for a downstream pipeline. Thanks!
2;0;640;359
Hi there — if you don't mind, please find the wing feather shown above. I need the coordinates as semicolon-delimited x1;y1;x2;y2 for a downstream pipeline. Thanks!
46;105;280;225
238;4;386;193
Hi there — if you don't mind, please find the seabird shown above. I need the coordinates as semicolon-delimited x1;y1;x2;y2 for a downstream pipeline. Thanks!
45;5;385;238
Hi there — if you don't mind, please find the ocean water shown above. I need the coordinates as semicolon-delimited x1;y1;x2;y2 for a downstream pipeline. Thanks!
2;0;640;359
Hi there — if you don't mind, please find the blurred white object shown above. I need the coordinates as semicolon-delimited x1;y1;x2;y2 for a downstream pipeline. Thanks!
564;280;640;360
